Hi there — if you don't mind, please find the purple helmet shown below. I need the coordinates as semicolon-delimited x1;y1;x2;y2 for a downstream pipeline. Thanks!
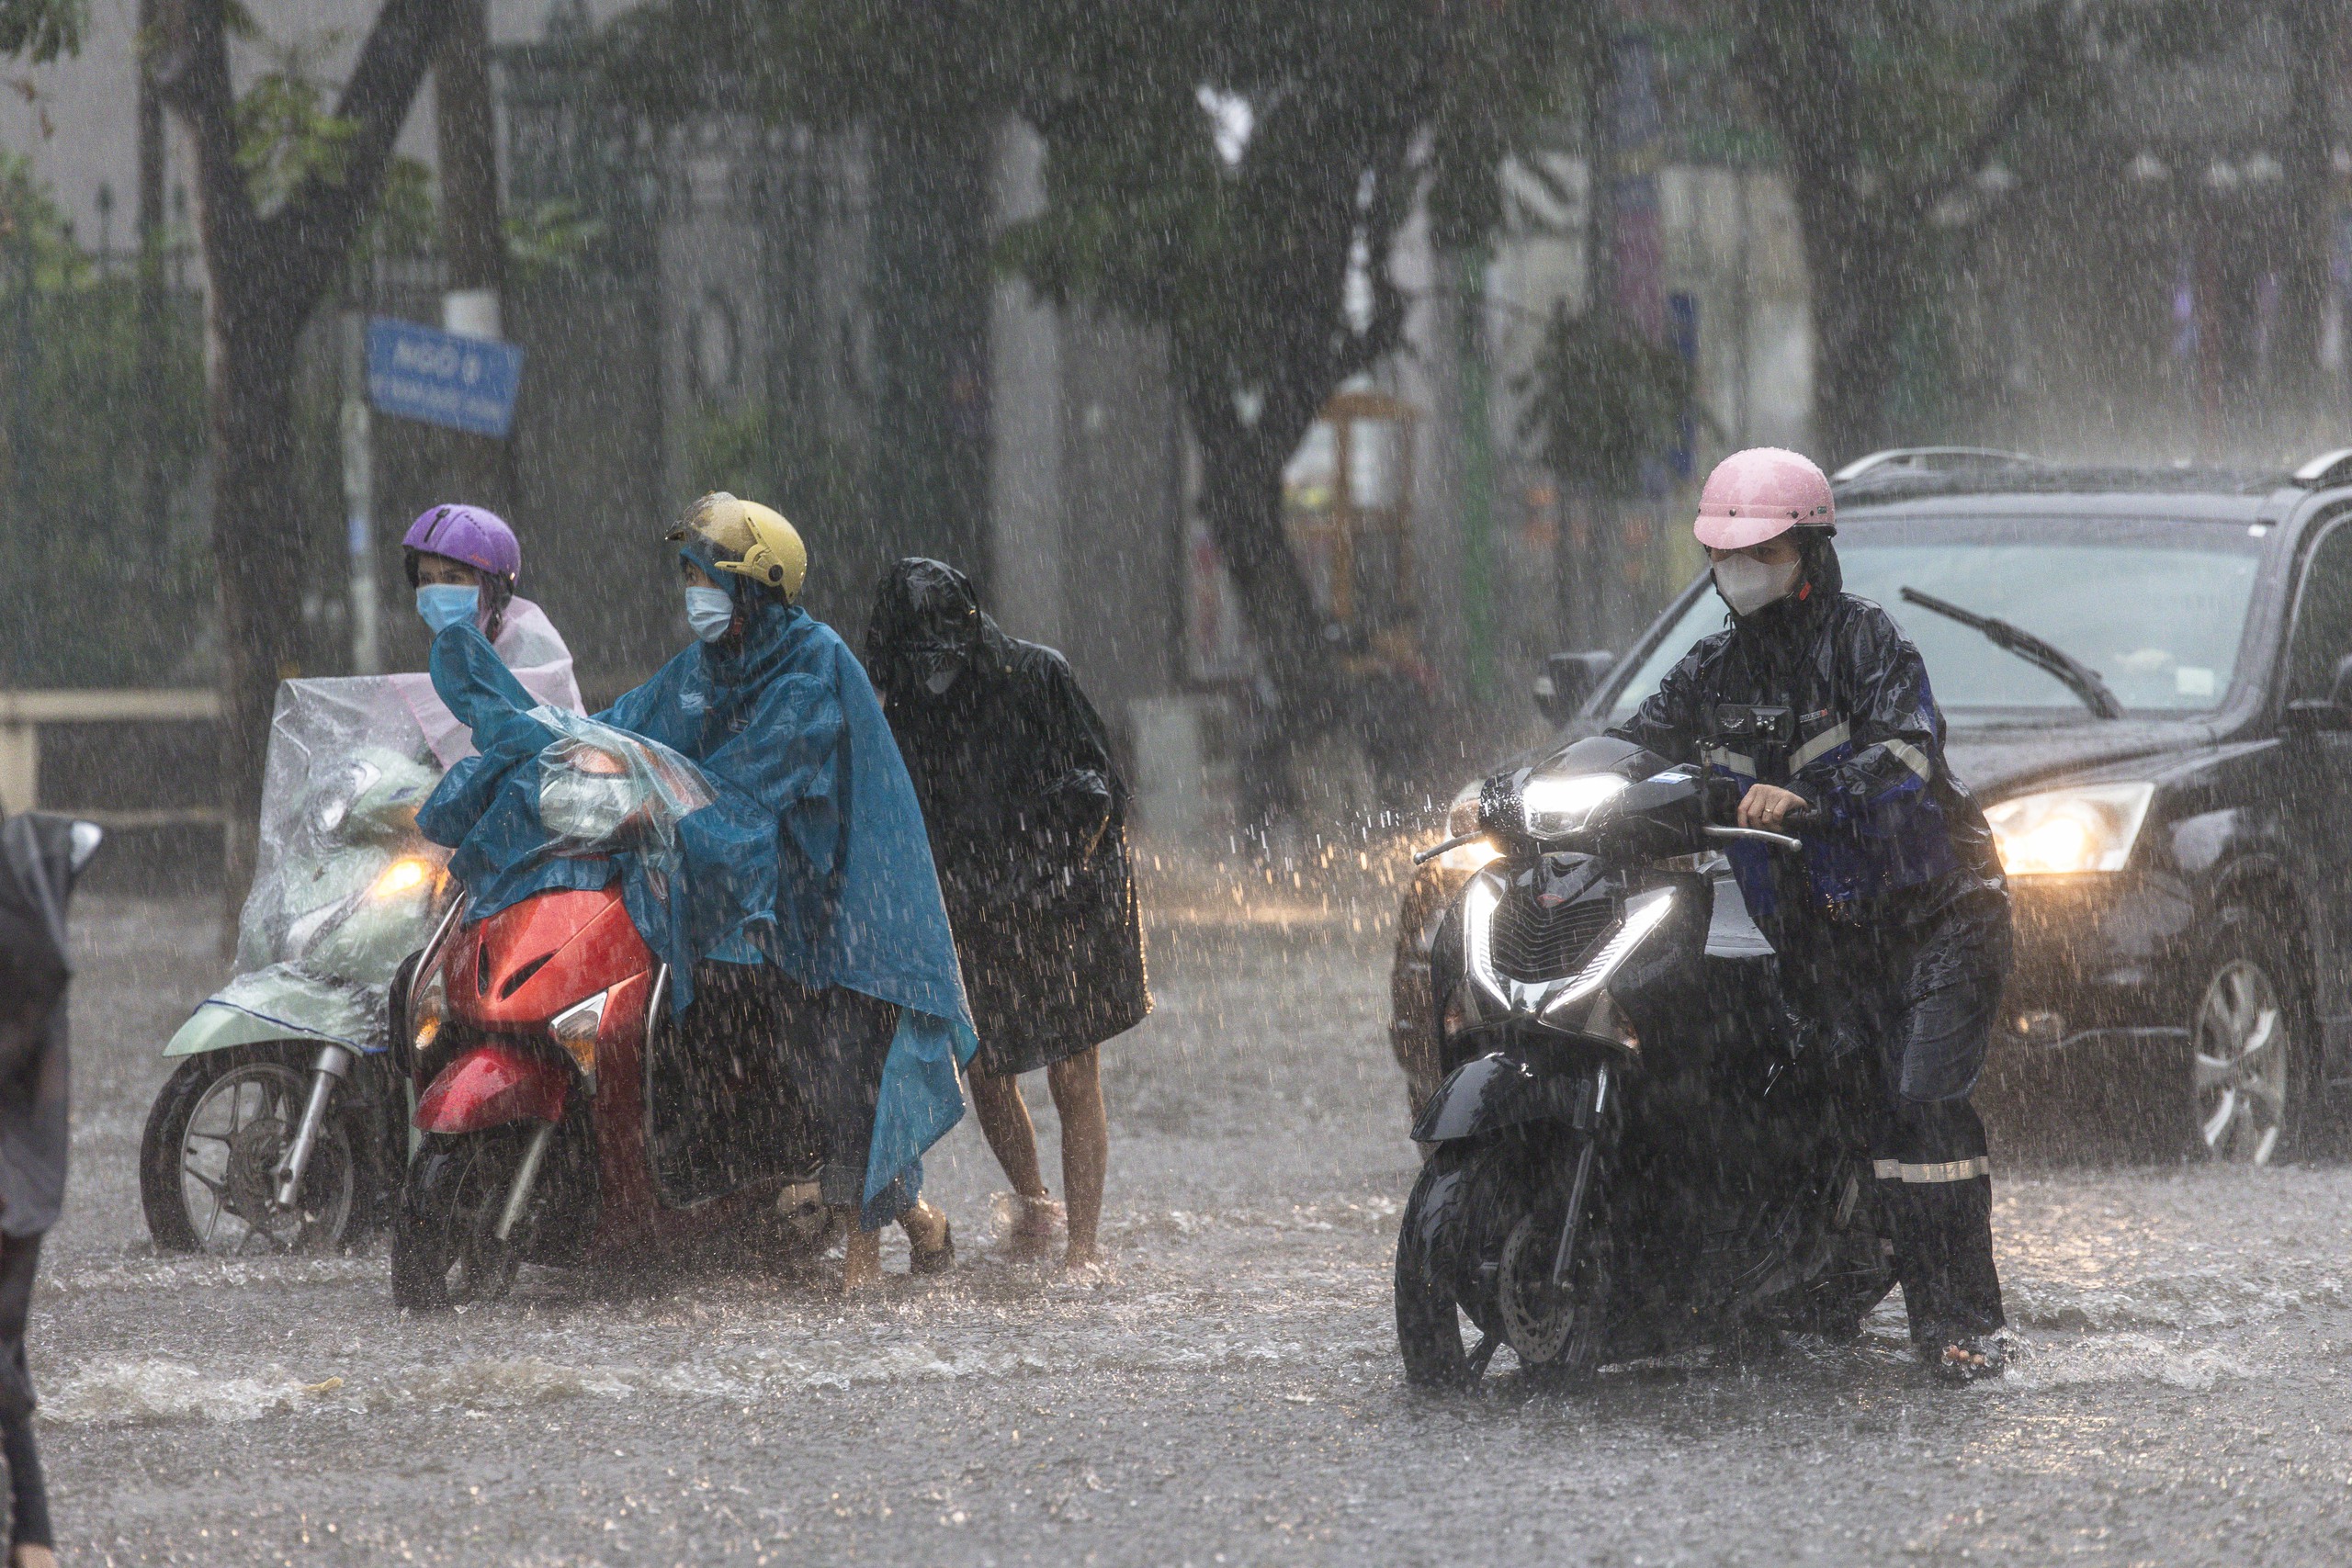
401;504;521;588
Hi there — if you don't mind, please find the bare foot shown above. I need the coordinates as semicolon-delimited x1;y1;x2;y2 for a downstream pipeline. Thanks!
901;1199;955;1275
15;1545;57;1568
1063;1240;1101;1272
999;1192;1064;1260
838;1208;882;1293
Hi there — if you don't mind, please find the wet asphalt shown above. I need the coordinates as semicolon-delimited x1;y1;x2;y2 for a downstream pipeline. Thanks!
38;859;2352;1566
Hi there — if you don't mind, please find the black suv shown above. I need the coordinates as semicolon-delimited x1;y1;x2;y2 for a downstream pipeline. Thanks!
1390;448;2352;1165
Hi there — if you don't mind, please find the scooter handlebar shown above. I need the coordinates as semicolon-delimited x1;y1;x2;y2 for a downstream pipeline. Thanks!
1703;816;1809;853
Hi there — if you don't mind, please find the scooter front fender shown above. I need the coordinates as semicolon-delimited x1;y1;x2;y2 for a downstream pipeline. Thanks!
164;999;351;1058
415;1043;569;1134
1411;1044;1591;1144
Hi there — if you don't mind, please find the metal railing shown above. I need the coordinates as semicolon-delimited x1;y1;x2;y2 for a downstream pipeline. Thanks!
0;689;221;829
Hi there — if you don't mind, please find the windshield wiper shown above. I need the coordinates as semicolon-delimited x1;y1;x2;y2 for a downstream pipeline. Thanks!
1898;587;2124;719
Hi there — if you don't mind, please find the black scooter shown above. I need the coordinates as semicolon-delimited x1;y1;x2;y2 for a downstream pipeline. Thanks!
1395;734;1895;1388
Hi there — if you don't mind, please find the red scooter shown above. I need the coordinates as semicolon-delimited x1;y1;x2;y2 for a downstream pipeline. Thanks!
388;730;827;1310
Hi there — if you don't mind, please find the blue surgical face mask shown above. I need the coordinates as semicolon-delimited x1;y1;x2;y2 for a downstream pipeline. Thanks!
416;583;480;635
684;585;735;643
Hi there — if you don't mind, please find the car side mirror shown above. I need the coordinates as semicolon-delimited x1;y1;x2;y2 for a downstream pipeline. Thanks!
2283;699;2352;734
1533;651;1613;725
2286;655;2352;733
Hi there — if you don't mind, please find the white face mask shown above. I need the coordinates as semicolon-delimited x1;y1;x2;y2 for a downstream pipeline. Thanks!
1713;552;1802;617
684;585;735;643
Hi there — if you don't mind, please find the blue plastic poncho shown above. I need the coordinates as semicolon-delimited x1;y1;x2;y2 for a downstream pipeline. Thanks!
417;562;978;1224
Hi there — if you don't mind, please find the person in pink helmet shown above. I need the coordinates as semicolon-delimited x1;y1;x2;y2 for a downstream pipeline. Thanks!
401;504;582;711
1609;446;2015;1384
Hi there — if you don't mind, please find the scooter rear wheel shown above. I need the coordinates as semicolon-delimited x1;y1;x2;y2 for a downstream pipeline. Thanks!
392;1131;524;1311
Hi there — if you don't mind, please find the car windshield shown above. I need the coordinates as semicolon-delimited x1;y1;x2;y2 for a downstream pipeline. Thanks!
1610;515;2267;717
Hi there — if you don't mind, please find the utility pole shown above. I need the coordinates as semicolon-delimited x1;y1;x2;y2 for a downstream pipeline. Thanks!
2277;0;2340;426
435;0;513;511
1455;248;1497;705
342;313;379;673
136;0;167;535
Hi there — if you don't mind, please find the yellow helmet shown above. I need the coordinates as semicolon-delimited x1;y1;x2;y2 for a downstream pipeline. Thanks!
668;492;808;600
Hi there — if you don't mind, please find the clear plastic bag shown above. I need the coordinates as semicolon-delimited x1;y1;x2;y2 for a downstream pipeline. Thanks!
529;707;716;864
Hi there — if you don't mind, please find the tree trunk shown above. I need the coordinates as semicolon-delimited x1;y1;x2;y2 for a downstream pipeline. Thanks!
1189;412;1329;718
156;0;462;908
435;0;514;511
866;115;992;605
207;302;311;906
1787;183;1917;463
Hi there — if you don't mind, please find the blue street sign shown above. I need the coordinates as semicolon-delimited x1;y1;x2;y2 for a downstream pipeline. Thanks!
366;316;524;438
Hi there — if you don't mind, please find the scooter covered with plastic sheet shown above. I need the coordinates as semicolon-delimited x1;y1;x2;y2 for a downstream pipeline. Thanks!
138;668;576;1258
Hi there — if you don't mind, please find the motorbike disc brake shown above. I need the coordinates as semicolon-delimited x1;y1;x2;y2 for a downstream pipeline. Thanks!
222;1116;302;1244
1497;1212;1580;1366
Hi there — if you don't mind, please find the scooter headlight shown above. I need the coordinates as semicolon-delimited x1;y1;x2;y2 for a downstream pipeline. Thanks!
1463;877;1673;1049
368;856;439;902
411;962;447;1055
1519;773;1627;840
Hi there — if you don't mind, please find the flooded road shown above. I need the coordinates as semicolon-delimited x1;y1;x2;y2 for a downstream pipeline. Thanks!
44;865;2352;1566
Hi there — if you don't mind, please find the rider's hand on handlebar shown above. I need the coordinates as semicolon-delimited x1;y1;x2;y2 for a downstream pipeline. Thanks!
1736;783;1809;830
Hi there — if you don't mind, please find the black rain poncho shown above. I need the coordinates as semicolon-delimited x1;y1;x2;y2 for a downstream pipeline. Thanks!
0;815;83;1241
865;559;1148;1077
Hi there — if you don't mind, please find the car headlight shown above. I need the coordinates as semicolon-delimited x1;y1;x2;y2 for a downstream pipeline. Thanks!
1520;773;1627;839
1984;783;2154;875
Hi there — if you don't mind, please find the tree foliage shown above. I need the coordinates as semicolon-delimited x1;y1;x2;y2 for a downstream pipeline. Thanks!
604;0;1583;724
0;0;80;62
1516;303;1693;500
1723;0;2098;458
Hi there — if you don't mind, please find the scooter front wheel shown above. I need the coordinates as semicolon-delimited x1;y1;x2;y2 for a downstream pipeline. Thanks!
140;1049;363;1255
391;1131;524;1311
1394;1143;1501;1389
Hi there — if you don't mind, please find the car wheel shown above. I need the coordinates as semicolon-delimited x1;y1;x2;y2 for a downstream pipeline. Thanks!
2188;908;2319;1166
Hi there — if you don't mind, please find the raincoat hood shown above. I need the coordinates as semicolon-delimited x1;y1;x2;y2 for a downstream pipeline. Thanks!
865;558;1008;703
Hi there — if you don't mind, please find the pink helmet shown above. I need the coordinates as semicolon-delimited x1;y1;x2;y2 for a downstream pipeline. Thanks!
1692;447;1835;550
